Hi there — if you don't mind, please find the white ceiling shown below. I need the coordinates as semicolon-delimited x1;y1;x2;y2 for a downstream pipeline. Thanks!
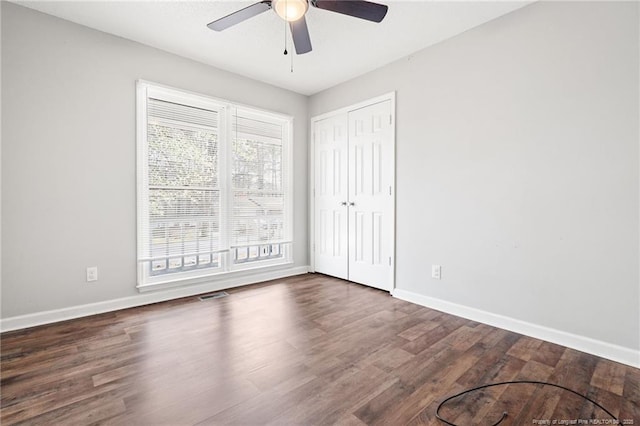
15;0;533;95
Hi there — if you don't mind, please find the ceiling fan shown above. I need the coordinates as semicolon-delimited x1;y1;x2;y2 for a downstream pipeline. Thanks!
207;0;389;55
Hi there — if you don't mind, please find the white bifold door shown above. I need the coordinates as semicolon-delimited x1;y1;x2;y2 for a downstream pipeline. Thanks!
313;98;394;291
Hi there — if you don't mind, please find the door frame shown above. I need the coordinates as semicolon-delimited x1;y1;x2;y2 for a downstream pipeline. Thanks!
309;92;396;291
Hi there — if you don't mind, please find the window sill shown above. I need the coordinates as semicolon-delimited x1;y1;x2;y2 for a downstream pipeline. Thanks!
136;260;296;293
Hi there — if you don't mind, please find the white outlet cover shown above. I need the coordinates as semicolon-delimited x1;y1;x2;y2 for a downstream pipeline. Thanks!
431;265;441;280
86;267;98;282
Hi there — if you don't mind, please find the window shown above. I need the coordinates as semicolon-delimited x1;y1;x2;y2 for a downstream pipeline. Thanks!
137;82;292;289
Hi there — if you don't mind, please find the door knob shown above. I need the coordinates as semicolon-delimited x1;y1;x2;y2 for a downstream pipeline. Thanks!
348;202;355;206
340;201;347;206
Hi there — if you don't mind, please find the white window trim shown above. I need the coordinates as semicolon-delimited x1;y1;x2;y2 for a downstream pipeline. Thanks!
136;80;293;292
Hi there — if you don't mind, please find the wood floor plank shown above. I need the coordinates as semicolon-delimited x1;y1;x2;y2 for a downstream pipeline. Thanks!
506;335;543;361
1;274;638;425
621;368;640;421
397;319;440;341
200;376;327;425
579;386;622;420
591;359;627;396
454;333;521;387
530;341;567;368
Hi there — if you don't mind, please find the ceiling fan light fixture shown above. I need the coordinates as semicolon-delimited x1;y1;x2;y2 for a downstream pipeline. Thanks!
273;0;308;22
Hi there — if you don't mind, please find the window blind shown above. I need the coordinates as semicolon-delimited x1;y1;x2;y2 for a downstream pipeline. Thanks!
141;98;221;275
147;98;219;129
231;109;287;253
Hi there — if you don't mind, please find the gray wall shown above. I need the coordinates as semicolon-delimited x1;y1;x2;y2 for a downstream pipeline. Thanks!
310;1;639;351
1;2;308;318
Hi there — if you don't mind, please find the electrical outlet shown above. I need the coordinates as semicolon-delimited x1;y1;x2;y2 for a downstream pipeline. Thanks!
86;266;98;282
431;265;441;280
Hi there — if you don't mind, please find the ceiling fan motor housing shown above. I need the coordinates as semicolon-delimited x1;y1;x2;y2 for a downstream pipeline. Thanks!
272;0;309;22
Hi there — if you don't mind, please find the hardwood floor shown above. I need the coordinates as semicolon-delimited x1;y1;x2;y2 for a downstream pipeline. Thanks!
1;274;638;425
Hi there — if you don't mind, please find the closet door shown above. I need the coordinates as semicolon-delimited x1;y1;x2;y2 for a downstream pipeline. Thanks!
313;113;349;280
347;100;394;291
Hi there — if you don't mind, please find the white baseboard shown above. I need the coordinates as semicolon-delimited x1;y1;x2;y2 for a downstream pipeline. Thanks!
0;266;309;333
392;288;640;369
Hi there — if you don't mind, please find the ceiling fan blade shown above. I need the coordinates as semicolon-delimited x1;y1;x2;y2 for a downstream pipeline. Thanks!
207;1;272;31
290;16;312;54
311;0;387;23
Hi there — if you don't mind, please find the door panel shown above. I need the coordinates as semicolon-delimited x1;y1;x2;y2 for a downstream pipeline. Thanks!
314;114;348;279
347;100;393;291
313;98;394;291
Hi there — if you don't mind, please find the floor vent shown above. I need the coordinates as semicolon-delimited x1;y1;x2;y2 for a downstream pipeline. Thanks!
198;292;229;301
